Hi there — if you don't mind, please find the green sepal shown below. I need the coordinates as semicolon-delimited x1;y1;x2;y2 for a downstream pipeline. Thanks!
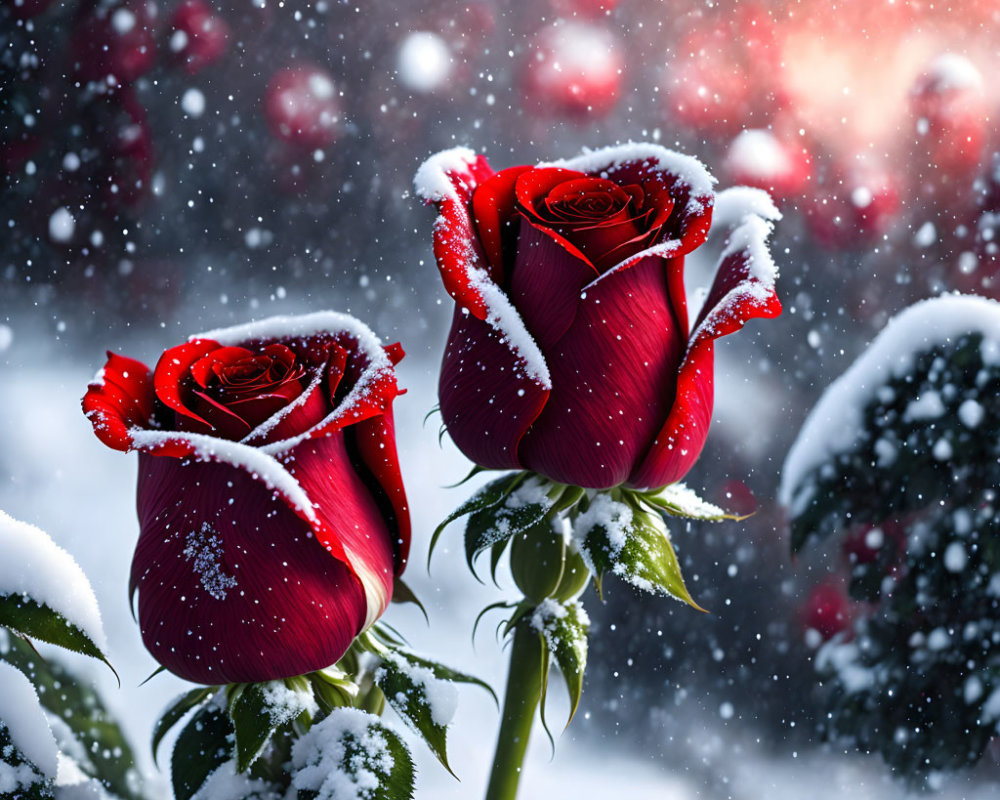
427;472;525;569
374;651;458;775
536;600;589;729
228;679;315;772
171;705;232;800
391;577;428;623
152;687;213;767
472;601;514;644
396;649;497;707
636;483;744;522
464;479;558;578
579;505;705;611
293;713;415;800
0;594;116;679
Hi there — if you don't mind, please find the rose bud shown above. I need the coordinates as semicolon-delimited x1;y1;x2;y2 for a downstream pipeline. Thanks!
168;0;229;75
723;129;812;199
910;53;988;177
415;144;782;490
522;22;624;118
263;64;343;149
82;312;409;684
800;581;853;643
72;1;159;85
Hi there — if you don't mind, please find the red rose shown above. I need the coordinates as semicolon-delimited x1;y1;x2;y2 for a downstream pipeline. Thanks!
82;312;409;684
415;144;782;490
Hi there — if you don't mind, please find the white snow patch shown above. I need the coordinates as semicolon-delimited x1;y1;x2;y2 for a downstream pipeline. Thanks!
289;708;396;800
191;760;281;800
0;510;106;652
958;398;984;428
48;207;75;243
725;129;793;180
903;390;945;421
780;294;1000;512
572;493;633;558
397;32;452;93
413;146;479;202
924;53;984;92
0;662;59;778
815;640;875;694
378;652;458;727
943;541;968;572
181;88;206;118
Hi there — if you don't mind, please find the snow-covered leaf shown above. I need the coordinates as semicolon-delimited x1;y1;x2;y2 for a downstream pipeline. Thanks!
638;483;742;521
289;708;414;800
152;688;213;767
229;680;317;773
427;472;524;569
464;477;557;577
0;634;141;800
531;599;589;730
373;651;459;774
576;498;704;611
0;661;58;798
0;511;110;672
171;705;232;800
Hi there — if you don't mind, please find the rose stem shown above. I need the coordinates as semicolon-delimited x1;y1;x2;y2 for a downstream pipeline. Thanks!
484;620;544;800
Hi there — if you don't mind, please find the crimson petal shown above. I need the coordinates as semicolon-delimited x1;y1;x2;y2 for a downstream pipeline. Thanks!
415;148;497;320
518;256;686;489
439;307;550;470
132;453;368;684
153;339;222;428
82;352;154;451
629;211;782;489
472;165;532;283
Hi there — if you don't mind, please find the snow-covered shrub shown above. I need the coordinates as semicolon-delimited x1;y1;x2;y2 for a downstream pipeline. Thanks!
781;294;1000;782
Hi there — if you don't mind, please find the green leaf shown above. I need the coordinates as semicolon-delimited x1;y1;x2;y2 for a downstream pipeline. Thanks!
291;710;415;800
578;501;705;611
0;594;115;678
0;634;142;800
637;483;744;522
0;721;55;800
534;600;589;728
427;472;524;570
229;680;316;772
374;651;457;774
152;687;213;767
391;577;428;624
171;705;233;800
464;477;558;577
393;649;497;707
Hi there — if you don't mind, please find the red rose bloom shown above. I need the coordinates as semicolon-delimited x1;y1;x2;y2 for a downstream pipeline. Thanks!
82;312;409;684
415;144;782;490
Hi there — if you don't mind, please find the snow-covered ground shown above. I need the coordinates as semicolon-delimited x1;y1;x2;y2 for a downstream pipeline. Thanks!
1;325;997;800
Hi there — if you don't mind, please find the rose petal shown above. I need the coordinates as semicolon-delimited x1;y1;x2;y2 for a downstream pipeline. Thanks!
245;371;329;446
350;410;411;575
508;222;595;350
629;209;782;489
472;165;532;282
284;432;398;630
153;338;222;428
131;452;367;684
518;255;686;488
187;389;254;439
439;306;550;470
82;352;155;451
414;147;497;319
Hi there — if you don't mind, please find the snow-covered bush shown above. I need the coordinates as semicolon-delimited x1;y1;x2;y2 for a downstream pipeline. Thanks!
782;294;1000;782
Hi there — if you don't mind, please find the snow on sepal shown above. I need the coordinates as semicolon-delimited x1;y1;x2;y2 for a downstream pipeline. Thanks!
288;707;415;800
573;494;705;610
636;482;746;522
530;599;589;736
0;511;113;675
227;678;318;773
0;661;60;797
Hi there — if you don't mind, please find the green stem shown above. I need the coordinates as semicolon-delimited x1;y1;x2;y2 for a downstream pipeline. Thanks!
485;621;544;800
